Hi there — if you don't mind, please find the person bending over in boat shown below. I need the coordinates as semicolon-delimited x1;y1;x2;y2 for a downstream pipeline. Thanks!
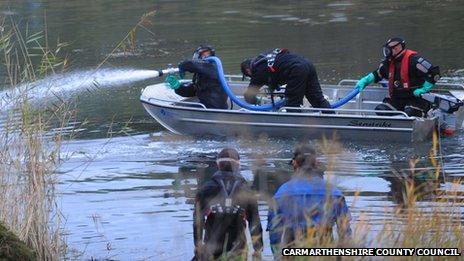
267;144;351;258
240;49;332;110
355;37;440;117
169;45;228;109
192;148;263;260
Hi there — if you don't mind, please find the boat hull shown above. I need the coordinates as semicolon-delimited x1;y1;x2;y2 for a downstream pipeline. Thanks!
141;101;435;143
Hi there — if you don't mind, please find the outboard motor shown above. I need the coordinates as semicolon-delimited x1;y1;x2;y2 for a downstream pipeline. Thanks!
422;93;464;136
420;93;464;113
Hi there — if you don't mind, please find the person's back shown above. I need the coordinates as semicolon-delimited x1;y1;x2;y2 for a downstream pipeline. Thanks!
240;49;331;109
267;144;351;254
269;175;350;245
193;148;263;260
270;52;312;86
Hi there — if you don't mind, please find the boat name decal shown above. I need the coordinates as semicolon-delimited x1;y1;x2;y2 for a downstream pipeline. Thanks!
348;120;392;128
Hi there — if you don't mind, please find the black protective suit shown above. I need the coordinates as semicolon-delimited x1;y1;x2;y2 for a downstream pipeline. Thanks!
245;51;331;108
372;51;440;115
175;59;228;109
193;171;263;260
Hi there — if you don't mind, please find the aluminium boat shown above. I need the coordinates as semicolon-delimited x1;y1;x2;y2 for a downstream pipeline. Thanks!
140;75;464;142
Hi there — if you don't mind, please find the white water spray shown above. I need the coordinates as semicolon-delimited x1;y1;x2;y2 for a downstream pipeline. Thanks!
0;68;161;111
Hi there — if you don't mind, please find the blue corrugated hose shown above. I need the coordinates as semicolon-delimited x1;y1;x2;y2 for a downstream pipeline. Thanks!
330;88;360;108
205;56;358;111
205;56;285;111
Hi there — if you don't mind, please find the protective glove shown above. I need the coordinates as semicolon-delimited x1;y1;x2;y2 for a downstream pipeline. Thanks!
355;72;375;91
255;96;262;105
413;81;434;97
178;60;189;79
165;75;181;89
178;68;185;79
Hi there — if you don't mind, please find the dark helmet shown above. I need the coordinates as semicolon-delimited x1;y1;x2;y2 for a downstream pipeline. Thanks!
216;148;240;172
240;58;253;77
192;45;215;60
382;37;405;59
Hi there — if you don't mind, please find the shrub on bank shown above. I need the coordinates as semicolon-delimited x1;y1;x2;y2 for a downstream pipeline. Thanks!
0;223;36;261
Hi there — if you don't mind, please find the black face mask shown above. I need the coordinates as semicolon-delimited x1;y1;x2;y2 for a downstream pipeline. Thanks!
192;50;208;60
382;41;403;59
192;51;202;60
192;46;215;60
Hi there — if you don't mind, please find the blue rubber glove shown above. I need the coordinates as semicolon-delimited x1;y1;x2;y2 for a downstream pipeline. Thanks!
355;72;375;91
165;75;181;89
413;81;434;97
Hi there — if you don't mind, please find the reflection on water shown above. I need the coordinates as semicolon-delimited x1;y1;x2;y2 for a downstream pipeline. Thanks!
385;160;441;206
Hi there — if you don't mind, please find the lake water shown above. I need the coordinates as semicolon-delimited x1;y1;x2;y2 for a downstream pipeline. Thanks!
1;0;464;260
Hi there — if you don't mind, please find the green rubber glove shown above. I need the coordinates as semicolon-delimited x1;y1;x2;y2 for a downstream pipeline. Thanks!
413;81;434;97
255;96;262;105
355;72;375;91
165;75;181;89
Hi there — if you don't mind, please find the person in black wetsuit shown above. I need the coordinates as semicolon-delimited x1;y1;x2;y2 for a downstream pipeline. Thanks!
170;45;228;109
240;48;331;109
192;148;263;260
355;37;440;117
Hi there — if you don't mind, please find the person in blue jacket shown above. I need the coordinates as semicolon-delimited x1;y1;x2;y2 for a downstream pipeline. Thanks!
267;144;351;255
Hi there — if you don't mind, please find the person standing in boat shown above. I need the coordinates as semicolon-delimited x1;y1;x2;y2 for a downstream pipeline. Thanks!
168;45;229;109
267;144;351;258
192;148;263;260
240;49;332;109
355;37;441;117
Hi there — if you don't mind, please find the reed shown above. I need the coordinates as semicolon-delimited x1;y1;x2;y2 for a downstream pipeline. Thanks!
0;16;72;260
275;135;464;260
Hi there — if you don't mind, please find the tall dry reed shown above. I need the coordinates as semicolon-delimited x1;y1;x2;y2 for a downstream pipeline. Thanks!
272;135;464;260
0;16;71;260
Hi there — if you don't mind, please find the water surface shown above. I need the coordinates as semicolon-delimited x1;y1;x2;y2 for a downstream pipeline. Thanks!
1;0;464;260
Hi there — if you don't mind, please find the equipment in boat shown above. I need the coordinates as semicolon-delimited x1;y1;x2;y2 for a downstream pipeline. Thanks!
420;93;463;113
